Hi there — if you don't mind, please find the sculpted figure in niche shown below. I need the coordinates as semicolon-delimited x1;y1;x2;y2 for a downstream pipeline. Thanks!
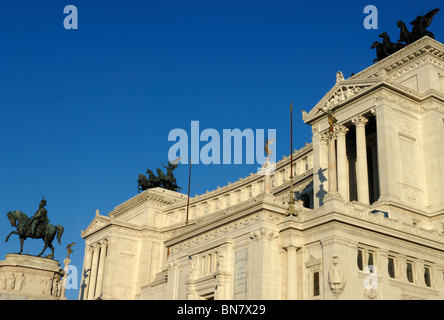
328;256;346;296
17;273;26;291
7;273;15;291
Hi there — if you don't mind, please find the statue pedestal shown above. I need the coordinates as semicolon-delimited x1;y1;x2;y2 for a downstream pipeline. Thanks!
0;254;66;300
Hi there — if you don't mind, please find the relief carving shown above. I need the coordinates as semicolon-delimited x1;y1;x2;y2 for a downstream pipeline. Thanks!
328;256;346;297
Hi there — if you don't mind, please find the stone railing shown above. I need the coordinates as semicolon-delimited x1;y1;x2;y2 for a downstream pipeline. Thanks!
164;144;313;226
300;201;444;245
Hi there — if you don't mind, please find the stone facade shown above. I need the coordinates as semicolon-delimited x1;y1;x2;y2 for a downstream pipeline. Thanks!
80;36;444;300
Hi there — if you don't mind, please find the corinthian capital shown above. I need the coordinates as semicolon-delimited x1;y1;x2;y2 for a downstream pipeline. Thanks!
335;125;349;136
320;131;330;144
352;115;368;127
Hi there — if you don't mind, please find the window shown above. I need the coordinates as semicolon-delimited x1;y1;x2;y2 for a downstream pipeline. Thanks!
368;251;375;272
313;272;320;297
406;261;414;283
388;257;396;278
424;266;431;287
357;246;377;272
357;249;364;271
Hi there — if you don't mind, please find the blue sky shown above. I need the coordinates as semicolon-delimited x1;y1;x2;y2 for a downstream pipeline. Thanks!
0;0;442;300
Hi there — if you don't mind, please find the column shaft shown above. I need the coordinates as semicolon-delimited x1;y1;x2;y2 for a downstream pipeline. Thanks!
327;135;337;193
337;126;349;201
354;116;369;204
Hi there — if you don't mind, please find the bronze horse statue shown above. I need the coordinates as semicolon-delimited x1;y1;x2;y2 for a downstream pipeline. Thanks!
372;9;440;63
5;210;64;258
397;20;415;45
379;32;405;56
371;41;386;63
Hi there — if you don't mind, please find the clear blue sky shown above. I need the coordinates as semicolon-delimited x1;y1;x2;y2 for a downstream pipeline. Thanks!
0;0;442;300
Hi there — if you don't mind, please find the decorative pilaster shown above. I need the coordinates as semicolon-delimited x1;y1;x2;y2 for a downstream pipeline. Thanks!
214;244;232;300
278;217;301;300
353;116;369;204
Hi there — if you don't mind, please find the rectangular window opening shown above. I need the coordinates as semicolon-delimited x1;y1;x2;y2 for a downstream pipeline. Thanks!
406;262;414;283
388;257;396;279
313;272;320;297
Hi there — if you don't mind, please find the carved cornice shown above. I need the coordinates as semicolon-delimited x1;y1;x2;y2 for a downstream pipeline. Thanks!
167;209;283;255
305;254;322;269
81;212;147;239
249;228;280;241
374;87;444;114
109;188;185;220
171;143;313;210
352;36;444;81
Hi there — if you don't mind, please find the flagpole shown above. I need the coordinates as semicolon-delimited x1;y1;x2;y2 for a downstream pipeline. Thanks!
286;102;297;217
185;157;192;225
290;101;293;178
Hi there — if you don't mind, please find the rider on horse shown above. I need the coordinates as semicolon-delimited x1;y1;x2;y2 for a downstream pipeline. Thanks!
29;197;49;238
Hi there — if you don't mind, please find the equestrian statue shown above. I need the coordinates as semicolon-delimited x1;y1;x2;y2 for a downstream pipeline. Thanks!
5;197;64;259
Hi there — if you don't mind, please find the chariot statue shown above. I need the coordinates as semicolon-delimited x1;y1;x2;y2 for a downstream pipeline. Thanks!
138;158;182;193
372;8;440;63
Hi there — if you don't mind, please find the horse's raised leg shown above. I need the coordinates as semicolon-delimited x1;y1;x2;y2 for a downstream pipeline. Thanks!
5;230;18;243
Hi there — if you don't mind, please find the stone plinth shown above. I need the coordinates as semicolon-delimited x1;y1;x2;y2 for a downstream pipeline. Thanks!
0;254;65;300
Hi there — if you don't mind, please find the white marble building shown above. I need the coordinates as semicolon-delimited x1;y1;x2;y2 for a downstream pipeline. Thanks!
80;36;444;300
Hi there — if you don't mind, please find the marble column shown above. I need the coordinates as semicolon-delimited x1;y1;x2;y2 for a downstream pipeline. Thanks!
94;239;108;299
320;133;329;191
87;243;101;300
336;125;349;201
327;132;338;194
353;116;369;204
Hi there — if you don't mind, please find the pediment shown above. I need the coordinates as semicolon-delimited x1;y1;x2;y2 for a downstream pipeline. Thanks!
303;37;444;125
302;77;380;124
81;215;111;238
